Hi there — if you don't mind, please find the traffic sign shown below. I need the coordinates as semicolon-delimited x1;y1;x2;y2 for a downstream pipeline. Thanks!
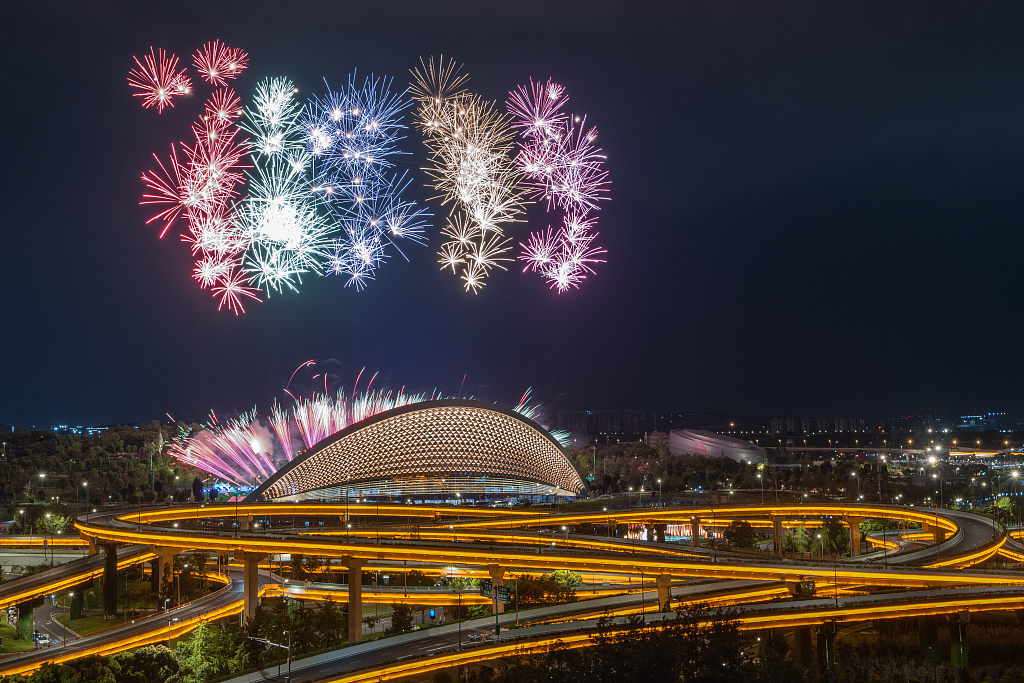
479;580;492;598
496;585;512;604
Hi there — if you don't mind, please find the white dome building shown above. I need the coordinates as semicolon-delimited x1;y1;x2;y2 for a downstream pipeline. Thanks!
668;429;767;464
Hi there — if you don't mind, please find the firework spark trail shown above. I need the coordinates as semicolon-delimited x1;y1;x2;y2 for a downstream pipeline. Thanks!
170;385;428;485
168;409;275;487
193;41;248;86
233;78;339;296
269;401;295;462
140;82;255;312
302;74;431;290
128;47;193;112
411;56;524;293
508;79;609;292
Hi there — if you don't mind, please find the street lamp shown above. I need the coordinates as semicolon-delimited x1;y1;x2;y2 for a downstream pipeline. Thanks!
757;474;764;505
657;478;663;507
167;616;179;647
77;482;87;519
63;592;71;646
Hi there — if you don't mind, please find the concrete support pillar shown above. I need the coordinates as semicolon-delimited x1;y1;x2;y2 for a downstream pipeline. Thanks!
690;519;700;549
237;551;267;622
948;612;969;683
847;517;863;556
442;605;454;622
487;564;506;614
150;546;177;598
793;625;813;670
815;622;837;681
923;522;945;545
653;524;666;543
343;556;366;643
655;574;672;611
772;517;782;554
102;544;118;617
85;535;98;556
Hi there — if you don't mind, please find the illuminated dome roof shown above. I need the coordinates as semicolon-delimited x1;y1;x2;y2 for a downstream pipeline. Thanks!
247;399;588;501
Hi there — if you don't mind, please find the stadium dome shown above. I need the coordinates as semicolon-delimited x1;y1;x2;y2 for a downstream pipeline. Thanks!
247;399;588;502
668;429;767;464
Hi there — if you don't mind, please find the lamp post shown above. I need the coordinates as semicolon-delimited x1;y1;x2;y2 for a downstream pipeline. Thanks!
757;474;764;505
77;483;87;520
63;593;71;646
167;616;178;647
657;479;663;507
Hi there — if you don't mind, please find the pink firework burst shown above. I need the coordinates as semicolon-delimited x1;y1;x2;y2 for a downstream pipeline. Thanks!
204;87;243;127
211;266;262;315
193;41;249;86
140;145;186;238
509;79;609;292
127;47;192;112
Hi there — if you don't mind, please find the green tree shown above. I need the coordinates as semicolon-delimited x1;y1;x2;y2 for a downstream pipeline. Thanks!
820;518;850;555
723;520;757;548
550;570;583;588
111;645;179;683
386;603;414;635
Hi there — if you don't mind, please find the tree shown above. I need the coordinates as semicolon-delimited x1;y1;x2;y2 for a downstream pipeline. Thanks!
111;645;179;683
550;570;583;588
723;520;757;548
820;518;850;555
192;477;203;503
386;603;414;635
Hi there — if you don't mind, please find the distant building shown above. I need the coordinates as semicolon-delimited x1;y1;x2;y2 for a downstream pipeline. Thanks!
669;429;767;464
556;410;656;435
955;411;1009;432
646;431;669;449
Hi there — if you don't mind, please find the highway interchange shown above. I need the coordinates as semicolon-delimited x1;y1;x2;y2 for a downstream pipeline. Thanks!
0;501;1020;681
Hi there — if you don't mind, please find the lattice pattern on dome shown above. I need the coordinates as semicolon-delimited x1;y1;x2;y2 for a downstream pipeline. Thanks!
261;404;586;499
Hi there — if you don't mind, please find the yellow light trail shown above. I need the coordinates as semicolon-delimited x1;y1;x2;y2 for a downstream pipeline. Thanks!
0;552;157;610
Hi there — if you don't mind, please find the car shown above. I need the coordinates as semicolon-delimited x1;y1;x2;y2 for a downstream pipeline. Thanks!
468;633;482;642
35;635;50;647
410;625;420;631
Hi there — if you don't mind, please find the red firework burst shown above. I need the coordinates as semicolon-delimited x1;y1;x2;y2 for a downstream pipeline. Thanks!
193;41;249;86
127;47;192;112
211;266;262;314
140;145;186;238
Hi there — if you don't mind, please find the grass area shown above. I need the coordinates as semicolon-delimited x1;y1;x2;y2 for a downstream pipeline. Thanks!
0;618;35;654
56;613;124;637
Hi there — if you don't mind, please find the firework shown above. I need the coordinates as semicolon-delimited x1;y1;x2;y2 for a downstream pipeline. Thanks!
508;79;608;291
302;74;430;289
239;77;305;160
193;41;248;86
169;383;428;486
236;154;333;293
411;56;524;293
127;47;192;112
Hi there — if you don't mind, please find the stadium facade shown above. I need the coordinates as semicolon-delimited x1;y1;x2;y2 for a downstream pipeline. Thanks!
247;399;588;502
668;429;768;463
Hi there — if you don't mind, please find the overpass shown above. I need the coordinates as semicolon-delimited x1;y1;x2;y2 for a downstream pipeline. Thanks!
0;501;1019;677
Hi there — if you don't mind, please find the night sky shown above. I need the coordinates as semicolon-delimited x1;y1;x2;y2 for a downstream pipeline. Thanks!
4;1;1024;425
